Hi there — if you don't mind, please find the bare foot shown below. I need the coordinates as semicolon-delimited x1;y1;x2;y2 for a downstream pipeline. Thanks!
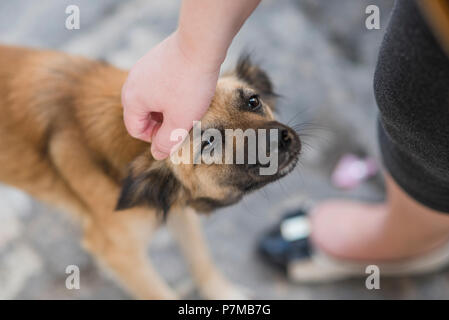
310;174;449;261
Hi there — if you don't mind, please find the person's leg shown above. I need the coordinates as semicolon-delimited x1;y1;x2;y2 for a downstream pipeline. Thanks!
311;0;449;262
311;173;449;261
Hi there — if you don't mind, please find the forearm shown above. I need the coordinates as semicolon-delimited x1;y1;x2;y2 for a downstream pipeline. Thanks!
177;0;261;69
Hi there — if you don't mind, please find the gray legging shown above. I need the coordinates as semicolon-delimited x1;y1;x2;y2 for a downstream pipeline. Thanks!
375;0;449;212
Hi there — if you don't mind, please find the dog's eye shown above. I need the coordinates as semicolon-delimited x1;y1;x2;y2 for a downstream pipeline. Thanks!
248;95;260;109
201;135;215;150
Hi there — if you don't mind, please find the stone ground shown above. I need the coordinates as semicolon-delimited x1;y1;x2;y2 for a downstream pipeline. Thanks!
1;0;448;300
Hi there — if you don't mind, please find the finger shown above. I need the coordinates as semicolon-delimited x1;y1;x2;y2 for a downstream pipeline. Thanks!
123;108;153;142
141;118;160;143
150;116;192;160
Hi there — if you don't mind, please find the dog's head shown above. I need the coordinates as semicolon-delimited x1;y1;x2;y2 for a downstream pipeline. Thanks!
116;55;301;214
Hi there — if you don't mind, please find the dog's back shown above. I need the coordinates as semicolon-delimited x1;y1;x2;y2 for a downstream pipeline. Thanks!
0;45;58;195
0;45;143;213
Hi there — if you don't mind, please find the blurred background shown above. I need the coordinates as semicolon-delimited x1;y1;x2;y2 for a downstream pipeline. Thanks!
1;0;447;299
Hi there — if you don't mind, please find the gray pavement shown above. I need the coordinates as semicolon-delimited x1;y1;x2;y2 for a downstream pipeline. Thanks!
1;0;448;299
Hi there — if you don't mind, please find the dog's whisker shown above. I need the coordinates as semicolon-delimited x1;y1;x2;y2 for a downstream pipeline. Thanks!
261;187;269;200
241;198;254;215
277;180;287;194
286;108;310;126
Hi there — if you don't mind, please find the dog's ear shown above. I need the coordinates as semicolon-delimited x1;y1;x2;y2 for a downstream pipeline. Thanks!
235;54;277;103
116;156;180;215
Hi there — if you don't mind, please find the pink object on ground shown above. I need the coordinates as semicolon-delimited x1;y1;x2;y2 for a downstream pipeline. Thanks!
331;154;378;189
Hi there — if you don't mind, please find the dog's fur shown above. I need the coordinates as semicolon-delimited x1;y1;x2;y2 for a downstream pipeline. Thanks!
0;45;300;299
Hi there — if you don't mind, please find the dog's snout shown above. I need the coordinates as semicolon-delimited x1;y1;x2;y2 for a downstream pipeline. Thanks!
268;123;299;153
259;122;301;154
279;128;292;150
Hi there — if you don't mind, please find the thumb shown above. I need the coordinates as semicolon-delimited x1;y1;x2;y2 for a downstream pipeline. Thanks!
151;116;192;160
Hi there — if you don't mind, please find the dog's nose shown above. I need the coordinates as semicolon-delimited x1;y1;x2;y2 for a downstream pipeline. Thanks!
279;128;292;150
263;122;300;153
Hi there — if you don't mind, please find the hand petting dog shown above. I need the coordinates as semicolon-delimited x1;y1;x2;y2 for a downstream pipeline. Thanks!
121;31;219;160
122;0;261;160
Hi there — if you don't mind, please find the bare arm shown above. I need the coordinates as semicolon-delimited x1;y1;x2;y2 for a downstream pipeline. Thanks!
177;0;261;69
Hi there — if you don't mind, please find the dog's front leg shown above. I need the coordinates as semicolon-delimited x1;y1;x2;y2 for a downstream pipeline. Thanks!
167;207;247;299
82;213;177;300
49;130;177;299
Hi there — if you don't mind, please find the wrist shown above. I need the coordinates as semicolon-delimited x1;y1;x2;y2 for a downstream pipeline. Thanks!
173;29;226;73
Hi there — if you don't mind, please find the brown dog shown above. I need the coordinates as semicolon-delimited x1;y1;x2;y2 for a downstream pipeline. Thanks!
0;45;300;299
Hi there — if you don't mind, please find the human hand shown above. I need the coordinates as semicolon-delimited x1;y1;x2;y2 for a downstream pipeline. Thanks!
122;31;220;160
